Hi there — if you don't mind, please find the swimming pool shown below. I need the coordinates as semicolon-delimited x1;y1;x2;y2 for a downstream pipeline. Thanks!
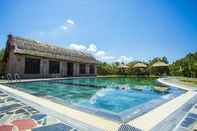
10;77;184;122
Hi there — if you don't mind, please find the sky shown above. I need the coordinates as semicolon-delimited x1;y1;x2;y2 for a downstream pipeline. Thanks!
0;0;197;63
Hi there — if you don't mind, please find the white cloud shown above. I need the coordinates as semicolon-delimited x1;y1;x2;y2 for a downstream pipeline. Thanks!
69;43;86;51
66;19;75;25
60;25;68;30
68;43;133;63
95;51;106;57
94;51;116;61
60;19;75;31
115;56;133;63
101;56;116;60
28;18;76;40
87;44;97;53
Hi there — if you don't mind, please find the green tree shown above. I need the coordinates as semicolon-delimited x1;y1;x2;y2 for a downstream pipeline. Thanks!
170;52;197;78
148;56;168;66
162;56;169;64
97;62;114;75
0;48;4;60
0;48;5;76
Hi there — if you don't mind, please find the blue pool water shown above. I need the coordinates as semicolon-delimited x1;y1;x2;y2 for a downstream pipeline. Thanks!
12;78;184;116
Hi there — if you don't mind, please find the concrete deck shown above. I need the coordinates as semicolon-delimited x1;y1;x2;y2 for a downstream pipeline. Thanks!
0;77;196;131
127;91;197;131
126;78;197;131
158;77;197;91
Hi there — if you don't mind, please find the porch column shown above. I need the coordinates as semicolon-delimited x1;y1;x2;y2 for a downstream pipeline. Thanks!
86;64;90;75
61;61;67;77
73;63;79;76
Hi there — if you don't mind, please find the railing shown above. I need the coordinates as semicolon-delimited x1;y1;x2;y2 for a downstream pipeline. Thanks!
6;73;21;84
14;73;21;82
6;73;13;83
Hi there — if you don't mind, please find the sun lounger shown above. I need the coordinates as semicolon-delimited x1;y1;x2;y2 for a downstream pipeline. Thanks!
23;106;40;114
0;93;8;97
32;123;73;131
0;95;9;103
187;113;197;119
31;114;47;125
0;97;20;106
14;109;28;114
0;114;4;119
7;97;20;102
0;91;5;94
0;106;31;123
118;124;142;131
0;99;17;106
181;117;196;127
0;103;23;113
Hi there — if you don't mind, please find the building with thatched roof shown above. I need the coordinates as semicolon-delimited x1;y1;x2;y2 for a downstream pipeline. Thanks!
150;61;169;76
132;63;147;68
151;61;169;67
3;35;97;78
118;64;129;73
118;64;129;69
132;63;147;75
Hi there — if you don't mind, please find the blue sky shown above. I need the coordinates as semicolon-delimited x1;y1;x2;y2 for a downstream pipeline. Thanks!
0;0;196;63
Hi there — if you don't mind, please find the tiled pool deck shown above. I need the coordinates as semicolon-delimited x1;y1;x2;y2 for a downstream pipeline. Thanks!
0;83;120;131
0;77;196;131
0;89;80;131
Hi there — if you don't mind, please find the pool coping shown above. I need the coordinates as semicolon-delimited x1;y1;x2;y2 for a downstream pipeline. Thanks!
0;77;196;131
126;78;197;131
157;78;197;91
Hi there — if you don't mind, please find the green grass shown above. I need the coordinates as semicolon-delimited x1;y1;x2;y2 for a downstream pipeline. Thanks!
181;79;197;85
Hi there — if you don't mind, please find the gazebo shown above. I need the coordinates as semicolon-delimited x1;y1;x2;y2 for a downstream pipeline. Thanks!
150;61;169;76
132;63;147;75
118;64;129;73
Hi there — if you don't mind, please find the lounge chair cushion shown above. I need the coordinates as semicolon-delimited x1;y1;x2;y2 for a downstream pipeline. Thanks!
12;119;37;131
0;124;18;131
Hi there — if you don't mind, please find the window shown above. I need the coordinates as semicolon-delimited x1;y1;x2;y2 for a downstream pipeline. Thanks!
49;61;60;74
25;58;40;74
89;64;95;74
80;64;86;74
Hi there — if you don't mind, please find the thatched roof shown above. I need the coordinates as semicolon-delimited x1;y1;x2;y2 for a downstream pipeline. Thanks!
132;63;147;68
118;64;129;68
151;61;169;67
9;36;96;63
